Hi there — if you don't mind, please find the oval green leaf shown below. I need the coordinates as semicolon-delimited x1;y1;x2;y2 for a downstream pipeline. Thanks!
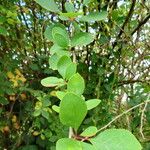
86;99;101;110
79;11;108;22
33;110;41;117
65;2;75;12
57;56;72;79
56;91;66;100
52;27;69;48
65;63;77;80
45;24;66;41
52;105;60;113
90;129;142;150
50;44;66;55
49;53;59;70
41;110;49;120
59;93;87;129
41;77;65;87
36;0;60;12
67;73;85;95
81;126;97;137
71;32;94;47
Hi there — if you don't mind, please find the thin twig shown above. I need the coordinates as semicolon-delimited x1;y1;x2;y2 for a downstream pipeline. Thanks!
140;100;148;139
97;99;150;133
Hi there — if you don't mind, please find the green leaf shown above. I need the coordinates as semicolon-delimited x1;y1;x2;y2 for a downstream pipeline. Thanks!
81;142;96;150
59;93;87;129
59;12;82;18
42;96;51;107
33;110;41;117
56;138;96;150
83;0;91;5
72;22;81;34
50;44;65;54
55;50;70;57
57;56;72;79
67;73;85;95
45;24;66;41
36;0;60;12
71;32;94;47
56;138;82;150
81;126;97;137
52;105;60;113
86;99;101;110
41;77;65;87
49;53;60;70
0;26;7;36
65;63;77;80
49;45;70;70
42;110;49;120
52;27;69;48
59;15;69;21
79;11;108;22
0;96;9;105
56;91;66;100
44;25;54;41
65;2;75;12
90;129;142;150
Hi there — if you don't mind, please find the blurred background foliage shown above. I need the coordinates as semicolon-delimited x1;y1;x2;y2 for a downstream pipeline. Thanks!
0;0;150;149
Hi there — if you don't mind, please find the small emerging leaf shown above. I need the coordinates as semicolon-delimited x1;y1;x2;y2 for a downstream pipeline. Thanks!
52;105;60;113
56;91;66;100
81;126;97;137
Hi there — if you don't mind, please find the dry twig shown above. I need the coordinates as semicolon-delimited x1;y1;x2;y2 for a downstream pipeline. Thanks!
97;96;150;133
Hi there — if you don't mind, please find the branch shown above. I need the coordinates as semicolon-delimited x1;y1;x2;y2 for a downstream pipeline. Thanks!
118;0;136;37
140;100;148;139
112;0;136;49
97;98;150;133
117;79;150;87
131;13;150;35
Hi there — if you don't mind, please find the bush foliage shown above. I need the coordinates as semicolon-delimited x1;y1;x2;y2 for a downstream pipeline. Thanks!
0;0;150;149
